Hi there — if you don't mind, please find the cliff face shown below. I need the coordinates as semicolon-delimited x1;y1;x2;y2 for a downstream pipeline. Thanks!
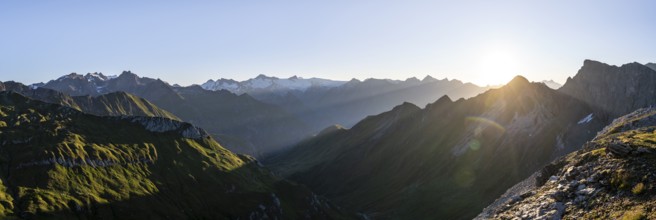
559;60;656;118
478;108;656;220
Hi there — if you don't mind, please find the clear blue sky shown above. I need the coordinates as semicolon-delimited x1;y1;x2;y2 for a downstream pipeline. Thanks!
1;0;655;86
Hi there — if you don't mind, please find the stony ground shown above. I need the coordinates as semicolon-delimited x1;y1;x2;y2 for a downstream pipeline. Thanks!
480;108;656;220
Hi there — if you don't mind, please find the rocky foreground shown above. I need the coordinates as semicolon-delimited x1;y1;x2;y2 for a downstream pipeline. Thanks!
477;108;656;220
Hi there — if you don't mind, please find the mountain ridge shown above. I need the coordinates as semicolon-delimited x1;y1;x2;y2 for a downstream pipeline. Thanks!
39;72;311;157
265;74;607;219
559;59;656;118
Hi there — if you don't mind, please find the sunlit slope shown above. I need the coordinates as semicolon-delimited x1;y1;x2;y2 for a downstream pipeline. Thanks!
0;91;351;219
266;76;607;219
479;108;656;219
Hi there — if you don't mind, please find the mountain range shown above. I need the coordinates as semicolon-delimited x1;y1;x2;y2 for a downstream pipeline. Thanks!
38;72;311;157
265;60;656;219
4;59;655;219
0;81;178;120
202;74;491;132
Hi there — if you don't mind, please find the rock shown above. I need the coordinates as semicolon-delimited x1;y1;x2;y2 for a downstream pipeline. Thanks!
576;187;595;196
577;184;586;191
564;167;578;180
636;147;652;154
549;175;559;183
547;190;566;202
607;141;631;156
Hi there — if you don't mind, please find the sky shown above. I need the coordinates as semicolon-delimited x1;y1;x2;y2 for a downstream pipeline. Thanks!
1;0;655;86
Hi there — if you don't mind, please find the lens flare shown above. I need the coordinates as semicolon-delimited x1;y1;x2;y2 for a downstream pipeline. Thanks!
465;116;506;133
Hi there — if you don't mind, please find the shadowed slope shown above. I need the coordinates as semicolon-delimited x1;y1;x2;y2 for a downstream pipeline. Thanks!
266;76;608;219
559;60;656;118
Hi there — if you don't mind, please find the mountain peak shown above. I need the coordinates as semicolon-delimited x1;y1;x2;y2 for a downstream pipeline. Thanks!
507;75;530;87
392;101;420;112
435;95;453;104
406;77;420;83
583;59;606;67
119;70;138;78
57;72;83;81
560;60;656;117
255;74;270;79
422;75;437;82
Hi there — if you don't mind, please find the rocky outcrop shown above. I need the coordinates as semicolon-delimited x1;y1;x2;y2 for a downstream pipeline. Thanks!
477;108;656;219
559;60;656;117
119;116;210;139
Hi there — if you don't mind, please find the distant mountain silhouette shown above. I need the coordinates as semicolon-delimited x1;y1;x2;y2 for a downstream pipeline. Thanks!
202;75;491;133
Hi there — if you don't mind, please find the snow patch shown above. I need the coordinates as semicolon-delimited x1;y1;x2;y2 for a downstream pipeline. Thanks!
200;75;346;94
577;113;594;124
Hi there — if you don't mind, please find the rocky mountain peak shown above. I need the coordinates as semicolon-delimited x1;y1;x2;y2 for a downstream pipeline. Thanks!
116;71;141;83
422;75;437;82
84;72;108;80
559;60;656;117
57;72;84;81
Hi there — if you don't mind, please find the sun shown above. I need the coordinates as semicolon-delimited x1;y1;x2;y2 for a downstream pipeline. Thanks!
475;46;521;86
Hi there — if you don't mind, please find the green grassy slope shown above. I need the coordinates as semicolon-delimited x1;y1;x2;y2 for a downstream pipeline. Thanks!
0;91;352;219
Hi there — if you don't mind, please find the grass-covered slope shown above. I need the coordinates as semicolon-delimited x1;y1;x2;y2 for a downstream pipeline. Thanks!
266;76;608;219
0;91;351;219
478;108;656;219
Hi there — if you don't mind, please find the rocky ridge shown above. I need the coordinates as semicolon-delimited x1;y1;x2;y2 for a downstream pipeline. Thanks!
559;60;656;118
118;116;210;139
